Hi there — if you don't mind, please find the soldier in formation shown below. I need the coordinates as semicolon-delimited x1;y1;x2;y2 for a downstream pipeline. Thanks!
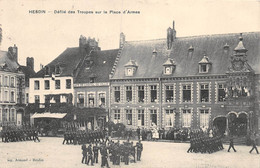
187;131;223;154
62;130;105;145
1;128;40;143
80;138;144;167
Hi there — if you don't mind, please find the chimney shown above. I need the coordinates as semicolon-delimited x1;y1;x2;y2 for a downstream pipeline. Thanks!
0;24;2;46
26;57;34;71
40;64;44;70
8;44;18;62
172;20;176;40
119;32;125;48
167;20;177;50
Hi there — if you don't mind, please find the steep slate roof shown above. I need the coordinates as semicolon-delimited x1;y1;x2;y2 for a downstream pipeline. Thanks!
34;47;82;77
19;65;35;87
0;50;19;72
111;32;260;79
75;49;119;83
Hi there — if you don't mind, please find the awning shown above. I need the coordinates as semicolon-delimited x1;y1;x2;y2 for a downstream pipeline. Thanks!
31;112;67;119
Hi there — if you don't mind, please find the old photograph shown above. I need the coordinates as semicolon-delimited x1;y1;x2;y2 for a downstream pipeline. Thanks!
0;0;260;167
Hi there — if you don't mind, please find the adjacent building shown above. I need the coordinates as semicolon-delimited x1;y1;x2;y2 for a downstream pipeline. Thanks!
29;35;118;130
74;48;118;129
109;21;260;135
0;45;26;126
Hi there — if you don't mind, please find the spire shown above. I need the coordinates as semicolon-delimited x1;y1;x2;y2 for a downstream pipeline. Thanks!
234;33;247;52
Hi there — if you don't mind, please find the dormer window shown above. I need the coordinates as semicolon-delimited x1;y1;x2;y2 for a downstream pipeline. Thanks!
124;60;138;77
199;53;211;73
163;57;175;75
55;66;61;75
200;64;208;73
45;66;50;76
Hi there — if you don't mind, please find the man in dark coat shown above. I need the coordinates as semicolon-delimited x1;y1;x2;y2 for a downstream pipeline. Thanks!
136;140;143;161
101;144;110;168
81;144;87;164
87;143;94;165
249;138;259;154
137;127;141;140
93;143;99;163
227;137;236;152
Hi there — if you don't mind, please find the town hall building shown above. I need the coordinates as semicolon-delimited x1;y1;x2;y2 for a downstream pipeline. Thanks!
109;21;260;135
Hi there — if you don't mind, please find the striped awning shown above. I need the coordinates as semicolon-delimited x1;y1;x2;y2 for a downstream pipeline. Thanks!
31;112;67;119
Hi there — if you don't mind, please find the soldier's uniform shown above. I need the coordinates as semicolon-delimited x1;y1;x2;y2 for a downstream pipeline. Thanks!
93;143;99;163
81;144;88;164
101;144;110;168
33;129;40;142
136;140;143;161
227;137;236;152
115;142;121;165
249;138;259;154
62;132;68;144
87;144;94;165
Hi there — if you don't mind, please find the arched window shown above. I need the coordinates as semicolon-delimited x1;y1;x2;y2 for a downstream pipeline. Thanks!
10;77;15;87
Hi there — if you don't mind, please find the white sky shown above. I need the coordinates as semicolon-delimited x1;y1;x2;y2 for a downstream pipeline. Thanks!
0;0;260;71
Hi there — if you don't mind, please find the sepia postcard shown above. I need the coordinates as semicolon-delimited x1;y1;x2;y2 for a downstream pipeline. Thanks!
0;0;260;168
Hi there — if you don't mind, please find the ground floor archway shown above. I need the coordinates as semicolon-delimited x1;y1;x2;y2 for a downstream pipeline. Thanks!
213;116;226;135
227;112;248;136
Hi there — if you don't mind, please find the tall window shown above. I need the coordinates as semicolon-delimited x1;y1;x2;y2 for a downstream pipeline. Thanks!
4;76;8;86
150;109;157;126
55;80;60;89
45;66;50;76
200;84;209;102
10;91;15;102
26;93;29;104
45;96;50;106
4;108;8;121
138;86;144;103
126;109;132;125
34;80;40;90
126;86;132;102
0;108;2;122
200;109;209;128
218;84;226;102
150;85;157;103
55;66;61;75
165;85;174;102
45;80;50;90
182;109;191;127
11;109;15;122
98;93;105;107
114;86;120;103
165;109;174;127
77;93;84;107
183;84;191;102
54;95;60;103
88;93;94;107
4;91;8;101
66;79;71;89
114;109;120;123
10;77;15;87
35;95;40;104
138;109;145;126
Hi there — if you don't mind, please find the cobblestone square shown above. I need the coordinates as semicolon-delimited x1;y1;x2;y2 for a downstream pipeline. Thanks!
0;137;259;168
